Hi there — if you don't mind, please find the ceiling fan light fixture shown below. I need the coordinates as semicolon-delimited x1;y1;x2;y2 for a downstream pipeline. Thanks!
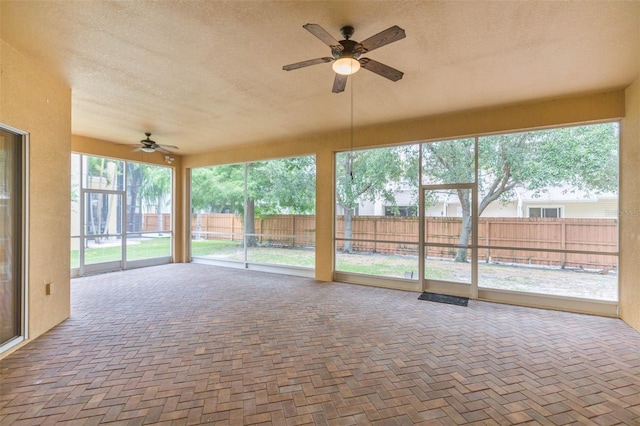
333;57;360;75
140;147;155;153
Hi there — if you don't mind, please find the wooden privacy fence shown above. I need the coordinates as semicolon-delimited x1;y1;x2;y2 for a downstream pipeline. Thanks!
188;213;317;247
155;213;616;270
476;217;617;270
340;216;617;270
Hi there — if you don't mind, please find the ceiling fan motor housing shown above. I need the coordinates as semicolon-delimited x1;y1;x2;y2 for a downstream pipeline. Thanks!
333;39;362;61
142;132;155;145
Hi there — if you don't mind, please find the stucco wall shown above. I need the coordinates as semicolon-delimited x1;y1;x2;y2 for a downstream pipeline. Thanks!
620;77;640;331
0;40;72;354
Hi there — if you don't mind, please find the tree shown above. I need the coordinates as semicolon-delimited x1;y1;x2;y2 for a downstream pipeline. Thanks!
126;163;142;233
336;147;415;253
423;123;619;262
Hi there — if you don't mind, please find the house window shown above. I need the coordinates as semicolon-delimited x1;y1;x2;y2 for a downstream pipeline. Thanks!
384;206;417;216
529;207;561;218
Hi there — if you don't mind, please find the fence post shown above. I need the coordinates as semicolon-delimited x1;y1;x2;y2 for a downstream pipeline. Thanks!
373;217;377;253
485;220;490;262
292;215;296;248
561;220;566;268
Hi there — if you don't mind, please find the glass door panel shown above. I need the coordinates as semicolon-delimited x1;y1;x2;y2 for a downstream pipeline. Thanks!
126;235;171;261
82;191;123;267
125;162;173;263
422;187;473;288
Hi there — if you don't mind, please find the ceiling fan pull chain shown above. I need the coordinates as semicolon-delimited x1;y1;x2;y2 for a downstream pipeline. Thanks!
350;74;354;181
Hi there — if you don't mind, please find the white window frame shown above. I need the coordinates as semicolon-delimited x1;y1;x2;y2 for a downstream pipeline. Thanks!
528;206;563;218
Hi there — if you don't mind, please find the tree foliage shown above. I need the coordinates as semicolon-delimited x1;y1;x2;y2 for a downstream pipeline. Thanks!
191;164;244;213
138;165;171;211
248;156;316;216
191;158;316;216
137;165;172;233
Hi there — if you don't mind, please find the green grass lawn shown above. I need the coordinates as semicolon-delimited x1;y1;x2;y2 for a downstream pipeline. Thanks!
191;240;456;280
71;236;171;266
191;239;314;266
191;239;243;258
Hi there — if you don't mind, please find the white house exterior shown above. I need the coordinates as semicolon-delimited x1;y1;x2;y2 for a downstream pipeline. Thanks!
349;186;618;219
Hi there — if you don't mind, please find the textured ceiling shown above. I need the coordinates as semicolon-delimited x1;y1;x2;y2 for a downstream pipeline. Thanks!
2;1;639;155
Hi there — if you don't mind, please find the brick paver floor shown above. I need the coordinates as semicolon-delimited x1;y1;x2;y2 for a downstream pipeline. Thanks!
1;263;639;425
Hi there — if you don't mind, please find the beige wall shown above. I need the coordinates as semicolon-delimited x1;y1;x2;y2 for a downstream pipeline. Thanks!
1;40;72;357
620;77;640;331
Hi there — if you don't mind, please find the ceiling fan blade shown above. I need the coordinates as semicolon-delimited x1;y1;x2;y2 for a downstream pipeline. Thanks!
359;58;404;81
332;74;348;93
158;144;179;149
303;23;343;50
358;25;406;53
132;147;142;152
283;57;333;71
156;146;171;154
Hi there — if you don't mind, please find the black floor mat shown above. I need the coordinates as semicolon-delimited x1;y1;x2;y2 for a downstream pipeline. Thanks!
418;292;469;306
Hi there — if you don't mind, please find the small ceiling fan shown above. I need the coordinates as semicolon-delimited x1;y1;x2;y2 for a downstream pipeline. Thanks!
283;23;406;93
133;132;178;154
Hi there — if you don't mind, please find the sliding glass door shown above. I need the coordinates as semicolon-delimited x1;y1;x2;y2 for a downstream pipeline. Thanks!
81;190;125;274
71;154;173;276
1;126;25;352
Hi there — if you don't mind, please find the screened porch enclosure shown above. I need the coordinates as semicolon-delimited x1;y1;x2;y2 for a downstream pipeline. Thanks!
176;123;618;314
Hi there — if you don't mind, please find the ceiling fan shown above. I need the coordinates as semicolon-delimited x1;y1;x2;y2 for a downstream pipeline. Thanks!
283;23;406;93
133;132;178;154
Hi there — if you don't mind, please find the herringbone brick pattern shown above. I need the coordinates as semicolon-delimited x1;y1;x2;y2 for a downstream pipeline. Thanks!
1;264;639;425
